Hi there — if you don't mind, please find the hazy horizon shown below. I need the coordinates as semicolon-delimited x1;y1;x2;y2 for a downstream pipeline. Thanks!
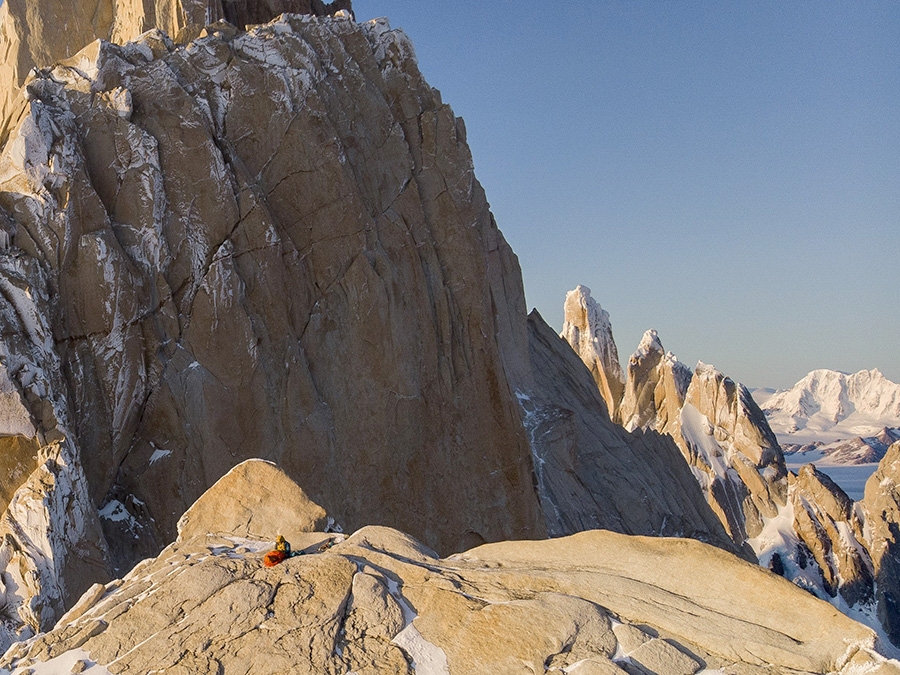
354;1;899;390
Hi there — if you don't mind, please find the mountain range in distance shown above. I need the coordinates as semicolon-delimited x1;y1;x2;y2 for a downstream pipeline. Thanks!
752;368;900;468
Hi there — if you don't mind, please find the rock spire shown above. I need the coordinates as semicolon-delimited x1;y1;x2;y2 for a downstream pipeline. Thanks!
560;285;625;420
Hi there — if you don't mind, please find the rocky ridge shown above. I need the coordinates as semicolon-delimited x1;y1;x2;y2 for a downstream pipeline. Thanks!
562;305;787;552
521;311;737;553
560;287;899;646
1;459;894;675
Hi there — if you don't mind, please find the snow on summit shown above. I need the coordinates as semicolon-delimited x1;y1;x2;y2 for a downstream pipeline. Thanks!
762;369;900;441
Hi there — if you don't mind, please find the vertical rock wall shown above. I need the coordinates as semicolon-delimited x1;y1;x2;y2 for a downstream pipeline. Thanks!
0;14;573;646
0;16;548;570
0;0;827;646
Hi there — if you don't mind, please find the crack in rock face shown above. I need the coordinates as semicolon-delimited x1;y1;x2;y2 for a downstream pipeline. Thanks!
0;8;552;643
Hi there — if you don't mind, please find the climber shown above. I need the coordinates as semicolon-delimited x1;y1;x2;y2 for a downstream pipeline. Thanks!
263;535;299;567
275;534;291;555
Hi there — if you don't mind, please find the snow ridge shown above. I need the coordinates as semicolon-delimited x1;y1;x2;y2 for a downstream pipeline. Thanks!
763;369;900;439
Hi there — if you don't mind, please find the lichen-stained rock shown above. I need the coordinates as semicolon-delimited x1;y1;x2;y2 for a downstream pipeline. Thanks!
0;524;890;675
862;441;900;647
0;14;545;585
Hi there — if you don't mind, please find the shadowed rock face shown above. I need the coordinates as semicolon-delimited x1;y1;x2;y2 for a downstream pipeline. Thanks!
523;311;742;556
863;441;900;646
220;0;353;27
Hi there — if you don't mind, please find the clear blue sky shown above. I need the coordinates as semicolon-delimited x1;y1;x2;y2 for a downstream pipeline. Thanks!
354;1;899;390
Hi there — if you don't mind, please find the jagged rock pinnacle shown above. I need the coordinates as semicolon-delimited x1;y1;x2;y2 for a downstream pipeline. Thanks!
560;285;625;420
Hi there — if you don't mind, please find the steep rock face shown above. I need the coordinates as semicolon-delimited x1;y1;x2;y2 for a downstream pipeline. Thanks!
0;5;780;646
0;11;547;620
863;441;900;646
0;0;354;146
521;311;739;554
560;285;625;420
1;522;889;675
618;329;691;434
674;363;787;545
790;465;874;606
0;252;110;649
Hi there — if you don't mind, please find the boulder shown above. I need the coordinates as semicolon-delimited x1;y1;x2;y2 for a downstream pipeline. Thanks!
176;458;328;542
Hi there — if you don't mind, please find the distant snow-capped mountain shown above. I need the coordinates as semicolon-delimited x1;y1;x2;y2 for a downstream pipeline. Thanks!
762;369;900;443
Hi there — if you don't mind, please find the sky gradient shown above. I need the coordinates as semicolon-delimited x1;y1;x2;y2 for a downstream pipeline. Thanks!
354;1;899;390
